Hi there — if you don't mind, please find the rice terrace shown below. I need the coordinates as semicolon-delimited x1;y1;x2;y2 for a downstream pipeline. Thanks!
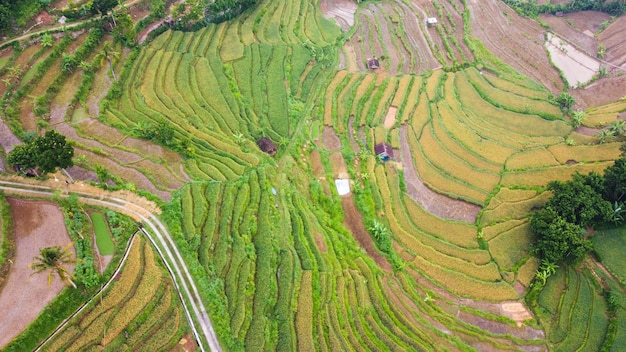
0;0;625;351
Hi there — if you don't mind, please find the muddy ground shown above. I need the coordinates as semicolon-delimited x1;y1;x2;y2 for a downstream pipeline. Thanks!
0;198;74;348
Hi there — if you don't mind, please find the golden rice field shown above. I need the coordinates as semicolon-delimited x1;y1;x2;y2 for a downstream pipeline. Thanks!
2;0;626;350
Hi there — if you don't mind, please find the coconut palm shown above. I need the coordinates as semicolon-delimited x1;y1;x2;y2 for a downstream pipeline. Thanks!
94;42;120;81
30;243;77;289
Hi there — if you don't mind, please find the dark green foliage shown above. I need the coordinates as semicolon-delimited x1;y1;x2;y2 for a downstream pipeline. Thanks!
531;211;591;265
112;9;137;47
545;173;613;228
7;130;74;175
530;161;626;265
206;0;259;23
33;130;75;174
6;143;37;171
0;0;44;34
91;0;118;16
604;158;626;203
503;0;626;17
150;0;166;18
556;92;575;111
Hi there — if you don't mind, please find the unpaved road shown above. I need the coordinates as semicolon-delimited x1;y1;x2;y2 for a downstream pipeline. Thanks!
0;178;221;352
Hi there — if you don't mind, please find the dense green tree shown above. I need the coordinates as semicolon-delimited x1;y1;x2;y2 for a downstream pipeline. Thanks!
206;0;259;22
150;0;166;18
34;130;74;174
532;214;591;265
6;143;37;171
91;0;118;16
545;173;613;227
556;92;575;111
7;130;74;176
112;8;137;47
604;158;626;202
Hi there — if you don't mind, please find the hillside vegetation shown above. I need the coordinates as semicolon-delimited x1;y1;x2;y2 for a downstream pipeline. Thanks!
0;0;625;351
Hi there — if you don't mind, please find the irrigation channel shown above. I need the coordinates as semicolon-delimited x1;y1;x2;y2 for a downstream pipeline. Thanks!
0;178;221;352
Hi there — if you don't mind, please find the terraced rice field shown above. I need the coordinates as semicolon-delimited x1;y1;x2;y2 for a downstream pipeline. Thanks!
2;0;626;351
40;235;193;351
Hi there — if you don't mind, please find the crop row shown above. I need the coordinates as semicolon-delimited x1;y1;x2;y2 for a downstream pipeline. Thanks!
547;269;609;351
375;164;500;283
480;187;551;226
405;124;489;204
454;72;569;140
42;237;187;351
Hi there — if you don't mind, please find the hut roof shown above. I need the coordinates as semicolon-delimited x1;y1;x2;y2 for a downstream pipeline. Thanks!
374;142;394;160
367;57;380;70
257;137;277;156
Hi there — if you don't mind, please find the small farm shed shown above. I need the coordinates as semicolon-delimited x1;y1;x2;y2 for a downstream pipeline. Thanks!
375;142;394;161
257;137;277;156
367;57;380;70
427;17;438;26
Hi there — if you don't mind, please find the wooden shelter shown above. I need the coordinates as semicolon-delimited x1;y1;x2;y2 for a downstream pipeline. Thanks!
374;142;394;161
367;57;380;70
257;137;277;156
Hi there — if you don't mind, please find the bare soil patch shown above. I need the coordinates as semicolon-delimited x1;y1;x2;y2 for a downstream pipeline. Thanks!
309;150;324;177
470;0;563;93
0;119;21;154
322;126;342;151
399;125;481;222
599;16;626;71
383;106;397;129
0;198;74;348
341;195;392;271
313;231;327;253
319;0;358;30
330;153;348;179
539;12;604;56
576;74;626;108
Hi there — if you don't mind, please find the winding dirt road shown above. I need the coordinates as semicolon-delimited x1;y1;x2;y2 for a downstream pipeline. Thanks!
0;178;221;352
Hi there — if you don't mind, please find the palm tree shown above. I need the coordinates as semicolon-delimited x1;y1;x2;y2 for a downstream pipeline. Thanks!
30;243;78;289
41;33;54;48
569;109;586;128
95;42;120;81
536;270;550;286
539;259;559;276
232;133;245;145
597;129;614;144
608;120;626;136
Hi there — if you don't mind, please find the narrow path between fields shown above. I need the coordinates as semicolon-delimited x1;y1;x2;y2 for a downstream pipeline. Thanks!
0;178;222;352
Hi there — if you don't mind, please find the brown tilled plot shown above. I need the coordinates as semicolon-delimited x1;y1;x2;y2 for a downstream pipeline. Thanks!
0;198;74;348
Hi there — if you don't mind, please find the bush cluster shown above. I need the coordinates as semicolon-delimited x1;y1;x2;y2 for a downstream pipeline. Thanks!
531;158;626;265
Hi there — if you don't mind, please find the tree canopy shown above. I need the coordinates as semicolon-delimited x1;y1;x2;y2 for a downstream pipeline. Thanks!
531;209;591;265
530;158;626;265
90;0;118;16
545;172;613;227
7;130;74;176
604;157;626;202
